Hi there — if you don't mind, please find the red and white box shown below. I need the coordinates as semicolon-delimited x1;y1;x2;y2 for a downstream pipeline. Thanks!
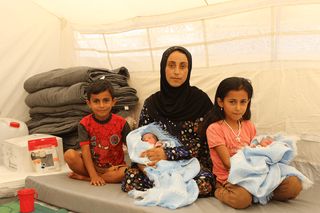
28;137;60;173
2;134;64;173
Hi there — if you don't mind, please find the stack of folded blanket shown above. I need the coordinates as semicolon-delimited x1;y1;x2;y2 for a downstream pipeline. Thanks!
24;66;138;150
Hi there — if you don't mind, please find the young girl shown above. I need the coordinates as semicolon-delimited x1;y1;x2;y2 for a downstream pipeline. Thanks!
203;77;302;209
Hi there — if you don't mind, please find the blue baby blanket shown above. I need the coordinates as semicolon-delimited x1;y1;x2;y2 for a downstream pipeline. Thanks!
126;123;200;209
228;134;313;204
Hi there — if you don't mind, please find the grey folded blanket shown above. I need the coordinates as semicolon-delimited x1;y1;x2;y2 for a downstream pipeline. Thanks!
25;82;88;107
24;66;129;93
89;72;128;87
113;86;137;97
27;116;81;135
114;96;139;107
26;83;138;109
57;131;80;151
24;66;139;142
29;104;91;118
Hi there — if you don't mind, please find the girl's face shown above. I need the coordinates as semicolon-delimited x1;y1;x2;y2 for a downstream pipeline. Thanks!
165;51;189;87
86;90;116;121
217;89;250;124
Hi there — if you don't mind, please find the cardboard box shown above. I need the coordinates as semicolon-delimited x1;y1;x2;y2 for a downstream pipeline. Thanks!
2;134;65;173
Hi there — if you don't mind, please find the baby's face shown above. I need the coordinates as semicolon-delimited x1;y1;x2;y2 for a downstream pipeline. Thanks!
142;133;157;145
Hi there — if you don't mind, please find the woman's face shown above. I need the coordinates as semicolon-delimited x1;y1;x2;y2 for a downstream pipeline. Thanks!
165;51;189;87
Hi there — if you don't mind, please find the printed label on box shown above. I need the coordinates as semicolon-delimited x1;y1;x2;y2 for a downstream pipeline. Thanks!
28;137;60;173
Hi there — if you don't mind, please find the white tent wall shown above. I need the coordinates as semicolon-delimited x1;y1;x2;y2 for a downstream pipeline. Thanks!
50;0;320;183
0;0;68;121
0;0;319;183
61;0;320;137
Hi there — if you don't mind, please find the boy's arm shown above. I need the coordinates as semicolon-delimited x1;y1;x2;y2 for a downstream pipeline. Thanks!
78;124;105;186
81;144;105;186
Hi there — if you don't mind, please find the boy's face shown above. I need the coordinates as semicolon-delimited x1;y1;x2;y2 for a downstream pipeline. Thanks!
86;90;116;121
142;133;157;145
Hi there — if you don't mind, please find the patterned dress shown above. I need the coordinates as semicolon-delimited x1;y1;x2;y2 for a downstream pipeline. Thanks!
121;105;215;197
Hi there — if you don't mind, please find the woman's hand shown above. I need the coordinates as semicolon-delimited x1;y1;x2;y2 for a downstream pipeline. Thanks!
137;163;147;174
140;147;167;167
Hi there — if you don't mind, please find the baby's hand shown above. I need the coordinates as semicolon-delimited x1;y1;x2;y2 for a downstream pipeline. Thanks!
250;143;257;148
260;138;273;147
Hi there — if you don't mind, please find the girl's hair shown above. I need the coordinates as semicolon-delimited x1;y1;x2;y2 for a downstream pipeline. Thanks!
86;79;115;100
200;77;253;137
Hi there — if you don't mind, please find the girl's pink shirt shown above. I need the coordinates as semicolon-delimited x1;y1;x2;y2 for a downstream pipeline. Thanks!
206;120;256;183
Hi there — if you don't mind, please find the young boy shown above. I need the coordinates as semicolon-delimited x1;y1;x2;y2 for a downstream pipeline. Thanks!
64;79;131;186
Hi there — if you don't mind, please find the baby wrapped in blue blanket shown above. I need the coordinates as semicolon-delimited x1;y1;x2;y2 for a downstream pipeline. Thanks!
228;134;313;204
126;123;200;209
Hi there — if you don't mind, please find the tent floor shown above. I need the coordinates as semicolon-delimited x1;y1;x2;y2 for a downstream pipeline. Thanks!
25;173;319;213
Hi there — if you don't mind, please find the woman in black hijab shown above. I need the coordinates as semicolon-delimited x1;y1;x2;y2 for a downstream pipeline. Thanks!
122;46;215;197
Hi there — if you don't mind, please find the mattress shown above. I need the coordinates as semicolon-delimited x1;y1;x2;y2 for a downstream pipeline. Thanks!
0;165;69;198
25;173;320;213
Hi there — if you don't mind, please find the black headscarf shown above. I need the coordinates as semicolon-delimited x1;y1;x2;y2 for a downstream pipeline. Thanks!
145;46;213;121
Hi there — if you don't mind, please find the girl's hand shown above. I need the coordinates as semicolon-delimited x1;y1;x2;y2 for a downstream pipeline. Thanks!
250;143;257;148
90;175;106;186
250;137;273;148
140;147;167;167
260;138;273;147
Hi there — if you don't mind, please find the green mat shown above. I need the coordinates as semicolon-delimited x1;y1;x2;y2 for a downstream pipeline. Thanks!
0;200;68;213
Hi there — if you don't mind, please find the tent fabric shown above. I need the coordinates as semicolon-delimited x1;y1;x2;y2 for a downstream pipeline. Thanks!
1;0;320;171
1;0;319;161
31;0;231;29
2;0;320;131
1;0;320;211
0;1;62;121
